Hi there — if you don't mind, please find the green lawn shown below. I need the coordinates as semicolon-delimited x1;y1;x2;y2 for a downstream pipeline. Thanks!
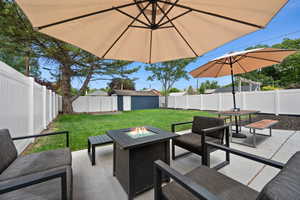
28;109;216;153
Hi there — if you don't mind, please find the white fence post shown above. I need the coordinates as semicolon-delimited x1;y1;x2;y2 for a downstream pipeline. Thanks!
28;77;34;135
218;93;222;111
275;90;280;115
42;86;47;129
200;94;203;110
186;95;189;109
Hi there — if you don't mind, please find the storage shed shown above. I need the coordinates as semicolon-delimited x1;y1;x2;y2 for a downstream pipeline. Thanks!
111;90;159;111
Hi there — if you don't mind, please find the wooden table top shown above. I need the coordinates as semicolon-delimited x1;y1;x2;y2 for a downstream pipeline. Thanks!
245;119;279;130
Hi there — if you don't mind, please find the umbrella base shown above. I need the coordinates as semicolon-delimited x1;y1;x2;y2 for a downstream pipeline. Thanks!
232;132;247;138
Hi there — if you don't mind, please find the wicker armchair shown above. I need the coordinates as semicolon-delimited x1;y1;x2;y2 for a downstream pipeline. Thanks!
154;143;300;200
0;129;72;200
171;116;230;168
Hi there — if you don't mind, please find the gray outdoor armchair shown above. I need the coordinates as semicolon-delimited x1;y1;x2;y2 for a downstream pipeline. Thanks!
154;143;300;200
0;129;72;200
171;116;230;169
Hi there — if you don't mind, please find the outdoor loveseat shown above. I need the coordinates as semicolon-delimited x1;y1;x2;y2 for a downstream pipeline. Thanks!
154;141;300;200
171;116;230;168
0;129;72;200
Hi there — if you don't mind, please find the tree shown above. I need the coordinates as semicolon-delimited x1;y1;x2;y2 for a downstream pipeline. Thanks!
108;78;136;92
198;80;220;94
0;1;139;113
239;38;300;88
186;85;196;95
145;58;194;107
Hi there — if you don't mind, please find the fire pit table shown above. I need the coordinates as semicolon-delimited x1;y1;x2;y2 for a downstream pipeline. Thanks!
107;126;178;200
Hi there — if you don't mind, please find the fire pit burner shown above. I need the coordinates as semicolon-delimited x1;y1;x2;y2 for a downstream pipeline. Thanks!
125;127;156;139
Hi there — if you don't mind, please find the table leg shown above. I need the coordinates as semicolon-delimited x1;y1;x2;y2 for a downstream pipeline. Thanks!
253;129;256;148
113;142;116;176
232;115;246;138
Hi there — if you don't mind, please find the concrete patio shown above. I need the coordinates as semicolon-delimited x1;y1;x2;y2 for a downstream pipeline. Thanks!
71;128;299;200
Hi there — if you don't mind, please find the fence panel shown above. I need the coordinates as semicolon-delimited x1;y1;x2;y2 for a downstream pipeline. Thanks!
244;91;275;113
33;83;44;133
279;89;300;115
162;89;300;115
73;96;118;113
0;61;60;153
187;95;201;109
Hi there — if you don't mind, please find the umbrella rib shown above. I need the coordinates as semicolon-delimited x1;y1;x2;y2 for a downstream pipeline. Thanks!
235;60;248;73
244;55;281;63
215;58;227;77
191;61;216;77
156;3;198;57
101;2;151;58
158;9;192;27
115;8;150;27
156;0;180;25
134;0;152;25
36;0;148;30
157;0;263;29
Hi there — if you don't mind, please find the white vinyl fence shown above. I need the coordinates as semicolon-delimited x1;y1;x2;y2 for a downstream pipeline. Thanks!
160;89;300;115
0;61;62;153
73;96;117;113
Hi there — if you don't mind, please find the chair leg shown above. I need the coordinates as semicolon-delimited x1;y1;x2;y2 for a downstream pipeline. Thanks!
92;145;96;165
171;141;175;160
87;140;91;153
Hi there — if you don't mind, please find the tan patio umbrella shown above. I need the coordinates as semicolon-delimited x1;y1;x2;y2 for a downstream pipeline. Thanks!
190;48;297;137
16;0;288;63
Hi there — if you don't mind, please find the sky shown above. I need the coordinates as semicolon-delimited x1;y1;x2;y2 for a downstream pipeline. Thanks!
41;0;300;91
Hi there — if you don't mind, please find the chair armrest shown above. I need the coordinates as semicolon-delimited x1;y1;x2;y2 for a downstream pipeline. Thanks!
205;142;284;169
0;168;68;200
171;121;193;132
201;124;230;134
12;131;70;147
154;160;221;200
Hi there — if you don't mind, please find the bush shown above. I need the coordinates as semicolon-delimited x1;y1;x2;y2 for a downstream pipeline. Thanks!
262;85;282;91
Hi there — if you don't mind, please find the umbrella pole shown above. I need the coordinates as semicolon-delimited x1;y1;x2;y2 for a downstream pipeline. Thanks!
230;57;246;138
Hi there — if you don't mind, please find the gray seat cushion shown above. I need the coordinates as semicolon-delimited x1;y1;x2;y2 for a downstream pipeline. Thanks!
163;166;259;200
173;133;221;153
0;148;72;181
0;166;72;200
0;129;18;174
257;151;300;200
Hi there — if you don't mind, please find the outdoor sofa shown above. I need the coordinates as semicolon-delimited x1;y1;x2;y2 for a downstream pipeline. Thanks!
0;129;72;200
171;116;230;169
154;141;300;200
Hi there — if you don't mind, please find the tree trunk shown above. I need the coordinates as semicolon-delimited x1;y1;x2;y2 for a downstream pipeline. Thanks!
61;64;73;114
164;94;168;108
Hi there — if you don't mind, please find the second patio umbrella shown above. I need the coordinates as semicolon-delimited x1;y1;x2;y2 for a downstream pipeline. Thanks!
15;0;288;63
190;48;297;137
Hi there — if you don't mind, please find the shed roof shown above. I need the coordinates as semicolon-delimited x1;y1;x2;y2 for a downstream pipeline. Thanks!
112;90;158;96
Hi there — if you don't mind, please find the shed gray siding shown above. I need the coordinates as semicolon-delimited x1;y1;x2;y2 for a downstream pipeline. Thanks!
131;96;159;110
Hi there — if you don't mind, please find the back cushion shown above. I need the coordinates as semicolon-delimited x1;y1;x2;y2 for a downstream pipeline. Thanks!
0;129;18;173
257;152;300;200
192;116;224;139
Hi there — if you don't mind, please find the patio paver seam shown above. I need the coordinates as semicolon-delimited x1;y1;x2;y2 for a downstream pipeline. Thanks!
246;130;296;186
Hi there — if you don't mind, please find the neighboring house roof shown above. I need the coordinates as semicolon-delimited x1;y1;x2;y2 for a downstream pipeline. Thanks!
87;90;108;96
144;89;162;96
112;90;158;96
169;92;187;96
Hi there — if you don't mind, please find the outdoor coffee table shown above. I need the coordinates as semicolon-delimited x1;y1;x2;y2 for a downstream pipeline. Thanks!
107;126;178;200
217;110;260;138
245;119;279;147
